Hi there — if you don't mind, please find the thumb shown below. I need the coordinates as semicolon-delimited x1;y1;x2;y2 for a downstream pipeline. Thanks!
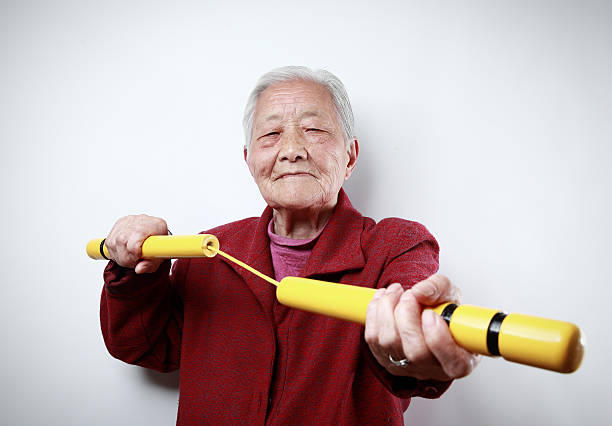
135;259;164;274
411;274;461;306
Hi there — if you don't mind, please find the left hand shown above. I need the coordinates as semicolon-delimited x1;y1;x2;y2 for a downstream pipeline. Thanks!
364;274;479;380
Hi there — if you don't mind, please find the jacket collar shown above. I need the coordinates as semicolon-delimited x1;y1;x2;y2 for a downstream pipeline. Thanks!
217;188;366;301
301;188;366;278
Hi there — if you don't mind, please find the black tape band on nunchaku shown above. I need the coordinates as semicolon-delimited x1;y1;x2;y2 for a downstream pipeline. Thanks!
486;312;508;356
440;303;458;325
100;239;109;260
439;303;508;357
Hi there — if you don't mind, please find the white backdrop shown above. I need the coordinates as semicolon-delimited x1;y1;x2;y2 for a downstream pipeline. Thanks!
1;1;610;425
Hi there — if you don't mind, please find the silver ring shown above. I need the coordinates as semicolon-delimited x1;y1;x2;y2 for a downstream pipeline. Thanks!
388;354;410;367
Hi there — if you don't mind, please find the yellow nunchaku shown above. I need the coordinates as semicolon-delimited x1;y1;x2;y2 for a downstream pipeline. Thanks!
87;234;584;374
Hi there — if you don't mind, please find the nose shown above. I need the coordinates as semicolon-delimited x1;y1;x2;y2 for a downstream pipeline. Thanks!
278;129;307;162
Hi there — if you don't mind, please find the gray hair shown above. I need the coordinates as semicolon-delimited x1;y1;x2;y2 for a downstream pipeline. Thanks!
242;66;355;153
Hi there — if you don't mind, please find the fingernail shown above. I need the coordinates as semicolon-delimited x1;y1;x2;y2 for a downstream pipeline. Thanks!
422;310;437;329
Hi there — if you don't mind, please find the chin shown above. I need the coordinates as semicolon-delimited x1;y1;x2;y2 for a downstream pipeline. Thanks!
269;190;328;211
261;180;339;211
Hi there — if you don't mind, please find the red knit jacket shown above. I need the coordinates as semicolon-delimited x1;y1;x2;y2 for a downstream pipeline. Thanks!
100;189;451;425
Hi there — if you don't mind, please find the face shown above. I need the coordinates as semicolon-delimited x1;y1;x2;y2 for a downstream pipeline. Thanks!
246;80;358;212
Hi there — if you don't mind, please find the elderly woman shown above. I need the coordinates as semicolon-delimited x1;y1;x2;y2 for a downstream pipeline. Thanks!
101;66;477;425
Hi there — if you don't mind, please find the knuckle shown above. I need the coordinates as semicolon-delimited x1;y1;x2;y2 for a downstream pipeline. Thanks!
387;283;402;292
123;249;138;260
366;296;379;316
126;214;139;223
432;273;451;291
397;327;419;343
395;311;419;337
127;239;143;254
441;273;451;284
408;346;430;364
363;322;376;342
397;290;417;307
446;358;472;379
105;236;116;249
364;330;376;345
377;332;398;351
393;299;410;319
366;296;377;310
115;233;128;245
451;286;462;303
435;273;451;286
426;325;447;347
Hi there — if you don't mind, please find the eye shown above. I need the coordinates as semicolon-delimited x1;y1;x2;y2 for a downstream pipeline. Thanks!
259;131;280;139
306;128;322;132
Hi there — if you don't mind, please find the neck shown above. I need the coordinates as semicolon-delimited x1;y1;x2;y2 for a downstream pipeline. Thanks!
272;205;334;239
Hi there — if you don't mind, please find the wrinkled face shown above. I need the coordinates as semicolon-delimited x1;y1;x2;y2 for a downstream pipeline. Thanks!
246;80;357;212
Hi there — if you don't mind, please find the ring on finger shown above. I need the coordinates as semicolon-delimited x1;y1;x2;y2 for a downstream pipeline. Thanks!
389;354;410;367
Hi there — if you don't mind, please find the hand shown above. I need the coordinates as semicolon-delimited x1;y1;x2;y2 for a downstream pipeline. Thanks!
364;274;479;380
105;214;168;274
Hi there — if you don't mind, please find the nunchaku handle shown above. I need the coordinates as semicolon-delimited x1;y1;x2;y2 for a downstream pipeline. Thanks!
87;236;585;373
86;234;220;260
276;277;584;373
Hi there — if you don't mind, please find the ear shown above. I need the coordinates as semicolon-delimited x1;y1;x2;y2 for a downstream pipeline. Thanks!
344;138;359;180
244;146;255;177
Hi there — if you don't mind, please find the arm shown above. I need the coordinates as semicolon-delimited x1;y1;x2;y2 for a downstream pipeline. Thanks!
100;259;186;372
98;214;186;372
363;226;478;398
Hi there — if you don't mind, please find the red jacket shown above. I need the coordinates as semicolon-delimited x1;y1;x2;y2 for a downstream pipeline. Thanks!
101;189;450;425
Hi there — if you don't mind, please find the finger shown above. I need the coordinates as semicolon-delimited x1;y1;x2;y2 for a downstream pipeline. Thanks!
374;284;405;359
365;288;385;352
421;309;478;379
104;224;124;257
118;231;149;267
126;232;146;257
105;215;169;269
110;233;139;268
104;236;118;260
135;259;163;274
411;274;461;306
394;290;436;367
365;286;402;367
116;234;141;267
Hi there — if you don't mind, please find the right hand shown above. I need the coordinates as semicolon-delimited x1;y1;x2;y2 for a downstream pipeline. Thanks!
105;214;168;274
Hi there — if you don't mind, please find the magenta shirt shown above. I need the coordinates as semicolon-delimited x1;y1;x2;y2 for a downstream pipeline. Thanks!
267;219;324;281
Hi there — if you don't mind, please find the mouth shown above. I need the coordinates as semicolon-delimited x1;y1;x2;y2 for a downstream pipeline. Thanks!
275;172;313;180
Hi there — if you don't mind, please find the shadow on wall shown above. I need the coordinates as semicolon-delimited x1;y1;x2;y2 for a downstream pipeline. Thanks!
143;368;180;390
343;138;374;212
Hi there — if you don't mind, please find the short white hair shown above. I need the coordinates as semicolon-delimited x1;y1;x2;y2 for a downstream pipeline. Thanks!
242;66;355;153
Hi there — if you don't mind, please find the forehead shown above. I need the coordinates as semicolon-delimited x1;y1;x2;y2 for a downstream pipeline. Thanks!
253;80;336;123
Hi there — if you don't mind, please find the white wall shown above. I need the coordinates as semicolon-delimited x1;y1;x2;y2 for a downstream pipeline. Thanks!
1;1;610;425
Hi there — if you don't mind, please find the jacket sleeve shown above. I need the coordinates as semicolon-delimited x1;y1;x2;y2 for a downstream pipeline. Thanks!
362;221;452;399
99;259;188;373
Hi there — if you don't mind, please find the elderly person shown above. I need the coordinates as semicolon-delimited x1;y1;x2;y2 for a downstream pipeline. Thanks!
101;66;477;425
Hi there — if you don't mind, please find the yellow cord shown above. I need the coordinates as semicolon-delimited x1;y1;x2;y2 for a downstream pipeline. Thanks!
207;245;280;287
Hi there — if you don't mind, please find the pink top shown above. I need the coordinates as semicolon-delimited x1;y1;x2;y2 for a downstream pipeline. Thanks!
267;219;324;281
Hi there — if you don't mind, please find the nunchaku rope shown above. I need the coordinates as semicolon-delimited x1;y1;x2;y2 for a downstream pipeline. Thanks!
213;246;506;357
207;245;280;287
